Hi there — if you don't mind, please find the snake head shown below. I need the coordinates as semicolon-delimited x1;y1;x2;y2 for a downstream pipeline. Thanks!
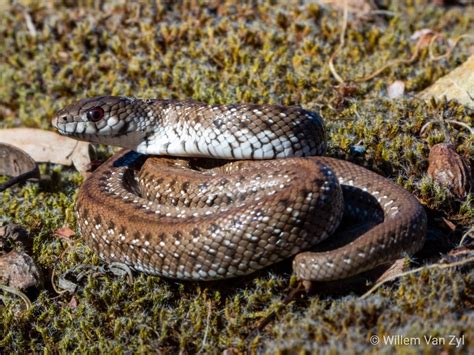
52;96;149;149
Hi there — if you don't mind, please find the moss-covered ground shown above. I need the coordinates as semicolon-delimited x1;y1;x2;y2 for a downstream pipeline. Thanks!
0;0;473;353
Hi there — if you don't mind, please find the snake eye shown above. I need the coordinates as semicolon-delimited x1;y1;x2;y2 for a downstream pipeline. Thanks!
86;107;105;122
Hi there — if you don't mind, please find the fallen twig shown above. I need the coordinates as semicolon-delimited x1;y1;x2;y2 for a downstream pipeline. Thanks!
360;255;474;299
429;33;474;61
0;284;32;310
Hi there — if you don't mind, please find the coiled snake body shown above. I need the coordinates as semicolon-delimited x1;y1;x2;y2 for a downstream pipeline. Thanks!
53;96;426;281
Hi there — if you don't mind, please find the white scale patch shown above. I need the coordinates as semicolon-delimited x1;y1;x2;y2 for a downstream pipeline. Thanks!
134;117;298;159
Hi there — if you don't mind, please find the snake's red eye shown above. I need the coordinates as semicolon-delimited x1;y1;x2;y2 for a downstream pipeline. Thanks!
86;107;105;122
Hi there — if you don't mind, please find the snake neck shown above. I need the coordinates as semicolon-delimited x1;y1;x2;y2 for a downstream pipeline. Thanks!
135;100;327;160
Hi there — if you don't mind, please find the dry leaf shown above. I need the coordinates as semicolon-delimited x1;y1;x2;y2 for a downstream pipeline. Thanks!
54;227;76;239
441;217;457;232
319;0;375;16
0;128;91;173
427;143;471;198
374;258;408;284
418;54;474;110
447;247;473;259
0;143;39;191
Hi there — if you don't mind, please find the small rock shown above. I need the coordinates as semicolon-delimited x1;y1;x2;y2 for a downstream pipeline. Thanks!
0;251;42;291
387;80;405;99
427;143;471;198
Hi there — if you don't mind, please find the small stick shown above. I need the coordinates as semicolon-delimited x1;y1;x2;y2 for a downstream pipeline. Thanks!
360;256;474;299
0;284;32;310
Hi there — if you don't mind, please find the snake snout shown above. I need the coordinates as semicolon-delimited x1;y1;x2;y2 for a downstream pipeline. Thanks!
52;109;75;132
52;111;66;129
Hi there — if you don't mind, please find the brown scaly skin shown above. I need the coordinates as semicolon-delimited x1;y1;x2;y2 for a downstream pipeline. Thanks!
53;97;427;281
294;157;426;281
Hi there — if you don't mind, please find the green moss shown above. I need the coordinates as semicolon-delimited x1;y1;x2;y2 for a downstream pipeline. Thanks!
0;0;473;353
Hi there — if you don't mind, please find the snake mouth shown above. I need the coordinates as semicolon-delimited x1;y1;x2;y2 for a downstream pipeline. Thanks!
53;118;102;137
53;123;81;137
55;129;92;143
52;119;96;141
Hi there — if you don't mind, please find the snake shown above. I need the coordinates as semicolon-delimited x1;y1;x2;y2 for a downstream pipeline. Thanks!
52;96;427;281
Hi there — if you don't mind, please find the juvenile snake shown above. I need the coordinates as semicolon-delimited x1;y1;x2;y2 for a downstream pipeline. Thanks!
52;96;427;281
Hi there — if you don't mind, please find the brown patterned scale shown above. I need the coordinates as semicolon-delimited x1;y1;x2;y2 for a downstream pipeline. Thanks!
53;96;427;281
